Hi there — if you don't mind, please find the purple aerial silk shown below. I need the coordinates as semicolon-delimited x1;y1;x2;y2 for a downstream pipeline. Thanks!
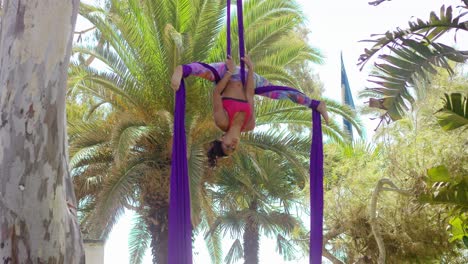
227;0;231;57
168;0;324;263
236;0;246;85
309;100;324;264
256;86;324;263
168;81;192;264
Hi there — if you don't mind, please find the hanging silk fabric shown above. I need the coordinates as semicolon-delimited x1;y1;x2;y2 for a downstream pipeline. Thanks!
168;0;324;263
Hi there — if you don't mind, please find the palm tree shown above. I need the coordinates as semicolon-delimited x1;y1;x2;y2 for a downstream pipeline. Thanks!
69;0;360;263
359;1;468;122
205;146;310;264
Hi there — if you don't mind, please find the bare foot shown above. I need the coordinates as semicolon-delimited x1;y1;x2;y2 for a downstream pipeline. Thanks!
171;65;183;91
317;101;329;125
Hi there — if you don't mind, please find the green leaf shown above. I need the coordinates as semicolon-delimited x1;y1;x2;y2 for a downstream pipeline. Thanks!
427;165;451;182
435;92;468;131
448;216;468;243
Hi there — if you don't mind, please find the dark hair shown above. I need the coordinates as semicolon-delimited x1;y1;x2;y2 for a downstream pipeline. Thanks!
207;140;227;167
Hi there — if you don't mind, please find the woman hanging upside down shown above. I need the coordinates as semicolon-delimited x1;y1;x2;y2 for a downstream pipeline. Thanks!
171;55;329;167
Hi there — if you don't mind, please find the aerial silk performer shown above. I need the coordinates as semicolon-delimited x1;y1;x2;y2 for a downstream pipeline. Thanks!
168;0;326;263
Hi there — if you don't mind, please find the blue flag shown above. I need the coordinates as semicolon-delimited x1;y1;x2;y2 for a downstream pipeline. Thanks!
341;53;355;139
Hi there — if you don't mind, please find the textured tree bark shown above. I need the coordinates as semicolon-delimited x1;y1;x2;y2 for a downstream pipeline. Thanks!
0;0;84;263
148;207;169;264
243;201;259;264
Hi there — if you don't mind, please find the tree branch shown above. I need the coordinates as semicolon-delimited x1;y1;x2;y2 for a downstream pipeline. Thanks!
370;178;411;264
323;247;344;264
85;36;105;66
74;26;96;35
381;187;412;196
324;225;345;242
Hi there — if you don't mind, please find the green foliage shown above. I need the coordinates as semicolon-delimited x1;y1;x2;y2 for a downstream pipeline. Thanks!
449;215;468;247
323;138;464;262
421;164;468;247
427;165;452;182
323;72;468;262
360;4;468;121
205;151;309;262
436;92;468;131
380;73;467;259
129;213;151;264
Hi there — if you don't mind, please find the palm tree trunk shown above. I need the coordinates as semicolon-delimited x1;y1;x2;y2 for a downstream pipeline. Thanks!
148;207;169;264
243;201;259;264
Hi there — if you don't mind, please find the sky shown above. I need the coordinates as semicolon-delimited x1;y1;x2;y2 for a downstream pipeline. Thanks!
73;0;468;263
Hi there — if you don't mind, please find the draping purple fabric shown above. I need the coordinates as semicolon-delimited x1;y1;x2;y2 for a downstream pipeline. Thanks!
309;100;324;264
236;0;246;86
168;82;193;264
257;86;324;263
227;0;231;57
169;1;324;263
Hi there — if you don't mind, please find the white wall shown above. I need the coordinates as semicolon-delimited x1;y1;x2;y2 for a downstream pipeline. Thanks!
85;240;105;264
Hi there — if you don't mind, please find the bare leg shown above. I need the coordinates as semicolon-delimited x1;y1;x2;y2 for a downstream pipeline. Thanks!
317;101;329;125
171;65;183;91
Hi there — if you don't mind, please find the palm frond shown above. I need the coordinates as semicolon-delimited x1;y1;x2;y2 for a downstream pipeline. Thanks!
255;65;301;87
203;225;223;264
358;5;468;68
69;145;112;170
359;5;468;121
110;118;150;165
367;41;467;120
224;239;243;264
88;158;146;238
257;211;298;237
276;234;299;261
216;211;247;239
260;36;323;67
79;5;140;75
435;92;468;130
187;144;209;226
185;0;224;62
254;98;360;143
129;213;151;264
241;130;310;181
68;120;111;151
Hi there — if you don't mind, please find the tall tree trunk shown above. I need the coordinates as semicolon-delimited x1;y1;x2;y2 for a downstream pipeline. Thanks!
243;201;259;264
148;207;169;264
0;0;84;263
